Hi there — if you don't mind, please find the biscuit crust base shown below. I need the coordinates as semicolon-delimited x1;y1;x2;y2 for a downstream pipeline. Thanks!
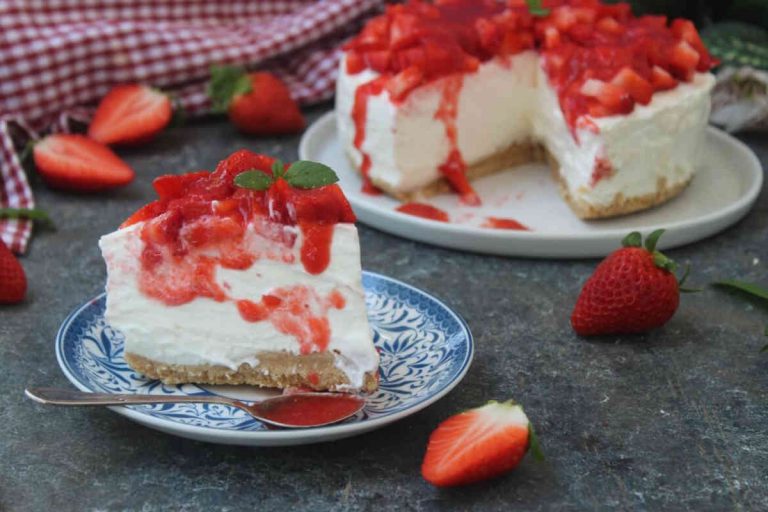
351;142;691;220
125;352;378;393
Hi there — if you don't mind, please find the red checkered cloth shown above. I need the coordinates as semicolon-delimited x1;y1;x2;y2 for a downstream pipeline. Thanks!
0;0;383;254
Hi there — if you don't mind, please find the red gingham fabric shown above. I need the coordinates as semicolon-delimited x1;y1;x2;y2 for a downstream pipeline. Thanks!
0;0;383;254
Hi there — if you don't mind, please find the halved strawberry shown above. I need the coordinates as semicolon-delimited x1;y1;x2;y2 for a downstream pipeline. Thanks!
650;66;678;91
386;66;424;101
580;79;634;114
33;134;135;192
611;67;654;105
421;400;542;487
88;84;172;146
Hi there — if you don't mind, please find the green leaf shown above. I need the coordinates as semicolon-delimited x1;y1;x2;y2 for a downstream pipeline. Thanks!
528;423;545;462
234;170;274;191
621;231;642;248
207;65;252;113
652;252;677;272
0;207;55;230
644;229;666;252
526;0;550;16
271;159;285;179
283;160;339;189
714;280;768;301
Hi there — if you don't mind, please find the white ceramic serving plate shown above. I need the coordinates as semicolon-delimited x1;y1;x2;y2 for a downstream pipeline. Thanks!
300;112;763;258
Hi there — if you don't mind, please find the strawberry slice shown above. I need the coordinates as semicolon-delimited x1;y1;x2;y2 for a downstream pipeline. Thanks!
669;40;700;80
33;134;135;192
580;79;634;114
386;66;424;101
610;67;654;105
88;84;172;146
421;400;542;487
650;65;678;91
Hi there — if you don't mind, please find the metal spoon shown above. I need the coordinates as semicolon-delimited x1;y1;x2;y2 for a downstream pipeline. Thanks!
25;387;366;429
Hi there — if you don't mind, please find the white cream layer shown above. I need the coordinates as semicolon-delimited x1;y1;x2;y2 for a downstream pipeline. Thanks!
99;221;378;389
336;52;714;208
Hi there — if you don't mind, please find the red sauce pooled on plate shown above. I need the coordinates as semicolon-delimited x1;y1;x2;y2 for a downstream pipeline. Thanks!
396;202;450;222
482;217;530;231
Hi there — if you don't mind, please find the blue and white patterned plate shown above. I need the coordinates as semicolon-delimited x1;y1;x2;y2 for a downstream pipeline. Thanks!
55;271;473;446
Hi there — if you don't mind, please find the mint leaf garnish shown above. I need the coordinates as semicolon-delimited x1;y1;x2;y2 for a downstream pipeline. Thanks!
271;159;286;179
714;280;768;300
234;170;274;191
208;65;252;112
526;0;550;17
0;207;55;230
283;160;339;189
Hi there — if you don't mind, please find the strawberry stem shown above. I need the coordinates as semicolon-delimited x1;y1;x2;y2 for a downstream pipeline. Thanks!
621;231;642;248
0;207;55;230
208;65;252;112
528;424;545;461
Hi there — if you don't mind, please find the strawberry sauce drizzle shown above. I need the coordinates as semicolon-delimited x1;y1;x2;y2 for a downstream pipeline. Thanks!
236;285;347;354
482;217;530;231
435;75;480;206
352;77;387;195
122;150;357;354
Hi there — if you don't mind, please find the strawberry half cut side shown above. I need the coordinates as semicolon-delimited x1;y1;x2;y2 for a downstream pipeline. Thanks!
421;400;542;487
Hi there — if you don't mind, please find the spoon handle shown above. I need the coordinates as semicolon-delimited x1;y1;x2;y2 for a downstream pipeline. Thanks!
25;387;235;408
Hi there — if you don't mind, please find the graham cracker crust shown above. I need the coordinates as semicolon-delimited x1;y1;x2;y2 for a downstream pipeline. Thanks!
351;142;691;219
125;352;378;393
541;150;692;220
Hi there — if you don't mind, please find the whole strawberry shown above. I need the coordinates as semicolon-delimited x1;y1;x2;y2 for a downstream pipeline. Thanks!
571;230;684;336
208;66;305;135
0;239;27;304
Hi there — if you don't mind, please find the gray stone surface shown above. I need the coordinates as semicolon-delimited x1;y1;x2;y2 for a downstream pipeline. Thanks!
2;106;767;511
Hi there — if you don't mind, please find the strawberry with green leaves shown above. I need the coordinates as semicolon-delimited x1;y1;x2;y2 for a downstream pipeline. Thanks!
571;229;689;336
208;66;305;136
421;400;543;487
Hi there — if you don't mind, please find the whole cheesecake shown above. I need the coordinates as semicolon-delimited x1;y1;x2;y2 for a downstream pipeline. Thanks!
99;150;379;392
336;0;717;219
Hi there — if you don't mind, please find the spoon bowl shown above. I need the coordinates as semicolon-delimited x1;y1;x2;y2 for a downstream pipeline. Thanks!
25;387;366;428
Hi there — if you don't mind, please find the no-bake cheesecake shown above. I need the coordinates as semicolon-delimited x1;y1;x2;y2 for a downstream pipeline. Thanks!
99;150;379;392
336;0;717;219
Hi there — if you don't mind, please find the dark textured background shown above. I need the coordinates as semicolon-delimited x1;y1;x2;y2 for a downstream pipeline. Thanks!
2;106;767;511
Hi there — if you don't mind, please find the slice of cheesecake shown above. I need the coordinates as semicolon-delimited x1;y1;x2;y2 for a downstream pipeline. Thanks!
99;150;379;392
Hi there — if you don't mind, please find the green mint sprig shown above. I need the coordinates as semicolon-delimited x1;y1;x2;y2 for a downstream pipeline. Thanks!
234;160;339;191
526;0;550;17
